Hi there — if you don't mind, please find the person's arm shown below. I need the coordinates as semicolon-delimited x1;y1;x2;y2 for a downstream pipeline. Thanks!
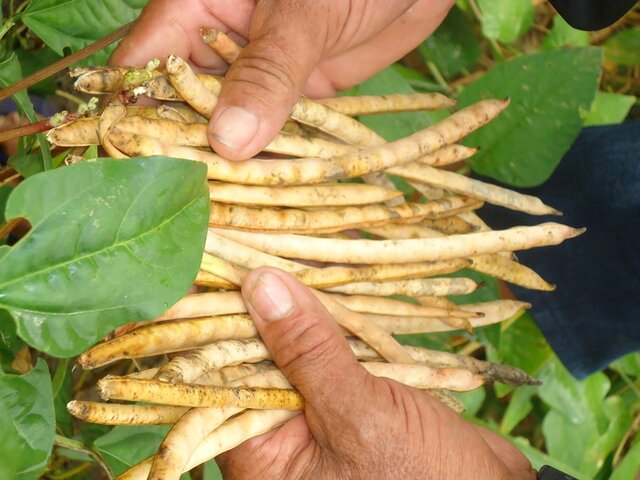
548;0;636;30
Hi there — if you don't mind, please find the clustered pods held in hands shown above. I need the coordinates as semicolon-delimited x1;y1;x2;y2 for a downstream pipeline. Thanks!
57;30;583;480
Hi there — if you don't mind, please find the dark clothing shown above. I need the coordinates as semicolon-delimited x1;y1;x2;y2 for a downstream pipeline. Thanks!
549;0;637;30
477;120;640;378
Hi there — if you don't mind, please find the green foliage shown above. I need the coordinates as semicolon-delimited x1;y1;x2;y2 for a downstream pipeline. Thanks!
0;359;55;479
541;15;590;51
604;27;640;66
585;91;637;126
477;0;534;44
22;0;147;66
0;309;26;374
0;52;51;174
93;425;170;476
418;6;481;78
203;461;224;480
0;402;21;479
0;157;210;357
458;48;602;186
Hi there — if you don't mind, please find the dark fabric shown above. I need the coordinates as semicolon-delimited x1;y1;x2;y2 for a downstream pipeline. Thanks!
548;0;637;30
477;120;640;378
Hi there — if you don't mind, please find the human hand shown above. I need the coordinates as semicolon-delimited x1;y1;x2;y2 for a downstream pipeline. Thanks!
110;0;454;160
217;267;536;479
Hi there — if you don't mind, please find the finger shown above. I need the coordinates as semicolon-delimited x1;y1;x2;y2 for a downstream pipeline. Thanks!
216;414;312;479
109;0;252;69
241;267;368;413
470;424;535;475
315;0;455;91
207;0;323;160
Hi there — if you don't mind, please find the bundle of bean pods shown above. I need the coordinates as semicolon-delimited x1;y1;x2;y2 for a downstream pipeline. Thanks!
48;30;582;480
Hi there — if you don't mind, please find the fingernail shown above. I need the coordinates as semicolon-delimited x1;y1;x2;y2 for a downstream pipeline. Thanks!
210;106;259;150
248;272;294;322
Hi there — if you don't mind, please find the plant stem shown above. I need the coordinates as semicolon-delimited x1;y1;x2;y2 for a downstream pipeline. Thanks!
0;17;15;41
0;21;133;102
0;118;50;142
53;435;113;480
426;61;450;93
55;89;85;105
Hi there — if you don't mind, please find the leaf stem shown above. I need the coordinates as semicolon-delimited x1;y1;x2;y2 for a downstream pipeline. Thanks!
53;435;113;480
0;21;133;102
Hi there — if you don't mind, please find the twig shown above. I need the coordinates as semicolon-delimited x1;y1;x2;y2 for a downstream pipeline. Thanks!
0;21;133;102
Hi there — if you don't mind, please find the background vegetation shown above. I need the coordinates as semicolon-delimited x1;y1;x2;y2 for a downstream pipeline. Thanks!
0;0;638;478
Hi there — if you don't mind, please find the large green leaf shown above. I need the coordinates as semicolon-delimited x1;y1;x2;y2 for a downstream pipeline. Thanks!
418;6;481;78
541;15;590;51
22;0;147;66
538;358;619;476
604;27;640;66
477;0;534;44
458;48;602;186
0;156;209;357
0;359;55;479
94;425;171;477
584;91;636;126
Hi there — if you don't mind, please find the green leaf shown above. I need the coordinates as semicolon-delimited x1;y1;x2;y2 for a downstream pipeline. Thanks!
22;0;147;66
0;309;25;374
610;352;640;378
16;46;60;96
610;437;640;480
511;437;589;479
203;460;224;480
0;185;12;244
492;313;552;398
541;15;590;51
418;6;481;78
604;27;640;66
458;385;486;417
477;0;534;44
499;385;535;434
583;395;632;475
0;402;21;480
584;91;636;126
94;425;171;476
0;52;51;172
0;156;209;357
539;358;613;475
9;150;46;178
0;359;55;479
458;48;602;186
391;65;444;93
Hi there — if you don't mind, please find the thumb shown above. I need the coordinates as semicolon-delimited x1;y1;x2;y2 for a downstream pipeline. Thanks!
241;267;368;411
208;1;322;160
